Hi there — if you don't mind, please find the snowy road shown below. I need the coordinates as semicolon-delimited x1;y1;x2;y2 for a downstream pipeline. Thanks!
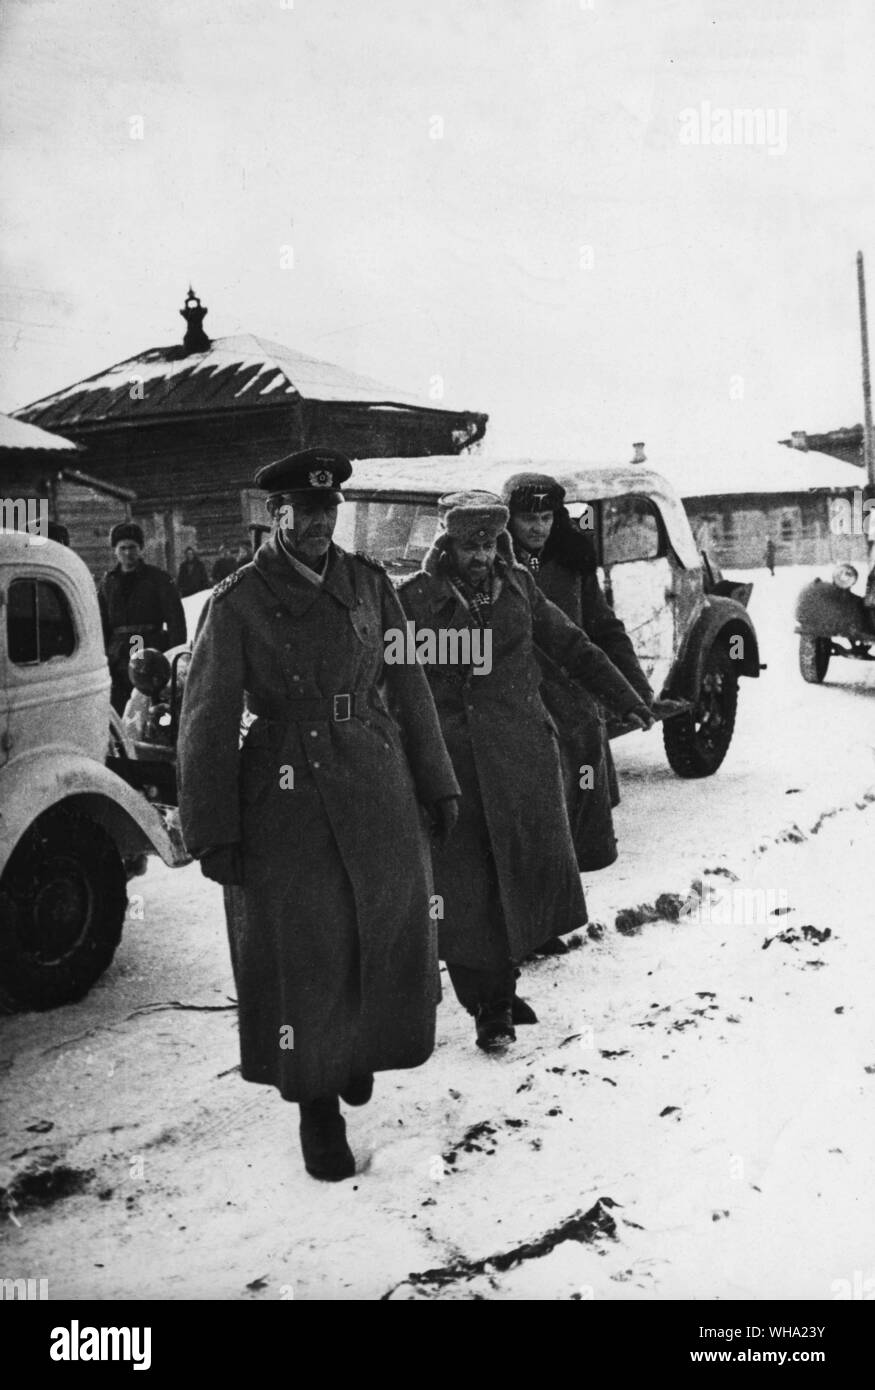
2;565;875;1300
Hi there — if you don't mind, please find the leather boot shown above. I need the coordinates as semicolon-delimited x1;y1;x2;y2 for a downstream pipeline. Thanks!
511;995;538;1025
298;1096;356;1181
475;1001;516;1052
529;935;569;958
339;1073;374;1107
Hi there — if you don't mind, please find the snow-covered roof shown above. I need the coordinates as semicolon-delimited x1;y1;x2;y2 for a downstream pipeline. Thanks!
346;456;702;567
652;445;865;498
13;334;482;432
0;410;78;454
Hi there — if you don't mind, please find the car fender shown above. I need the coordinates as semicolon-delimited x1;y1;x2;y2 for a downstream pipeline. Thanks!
0;749;189;876
664;596;761;700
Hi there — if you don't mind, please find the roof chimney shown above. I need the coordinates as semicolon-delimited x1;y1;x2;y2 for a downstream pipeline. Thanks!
631;441;646;464
180;287;210;354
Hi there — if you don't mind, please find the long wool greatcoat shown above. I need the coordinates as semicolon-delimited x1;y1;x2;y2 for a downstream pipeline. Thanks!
529;518;653;870
397;548;645;970
177;537;460;1103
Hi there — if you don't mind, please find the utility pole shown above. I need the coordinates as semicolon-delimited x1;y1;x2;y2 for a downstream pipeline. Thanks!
857;251;874;487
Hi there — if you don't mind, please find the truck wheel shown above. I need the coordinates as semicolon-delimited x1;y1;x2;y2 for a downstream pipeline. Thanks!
798;635;830;683
0;810;127;1012
663;645;739;778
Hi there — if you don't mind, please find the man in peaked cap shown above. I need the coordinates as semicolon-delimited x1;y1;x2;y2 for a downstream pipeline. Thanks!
98;520;186;713
398;491;655;1053
177;446;460;1183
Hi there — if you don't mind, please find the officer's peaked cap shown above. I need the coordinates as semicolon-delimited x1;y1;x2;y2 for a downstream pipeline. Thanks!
254;447;352;502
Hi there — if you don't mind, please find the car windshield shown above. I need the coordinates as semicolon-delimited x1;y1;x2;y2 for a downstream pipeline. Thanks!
334;499;440;568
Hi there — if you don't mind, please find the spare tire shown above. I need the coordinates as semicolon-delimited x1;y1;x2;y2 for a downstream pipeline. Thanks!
0;809;127;1012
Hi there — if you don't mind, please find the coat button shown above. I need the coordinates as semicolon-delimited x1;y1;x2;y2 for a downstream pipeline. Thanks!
310;730;318;738
313;761;321;769
275;610;282;618
292;674;300;681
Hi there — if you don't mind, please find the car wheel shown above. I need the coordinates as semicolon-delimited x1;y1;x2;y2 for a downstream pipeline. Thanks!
798;634;830;683
0;809;127;1012
663;645;739;778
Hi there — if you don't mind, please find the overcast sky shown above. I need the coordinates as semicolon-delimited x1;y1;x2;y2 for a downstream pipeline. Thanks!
1;0;873;466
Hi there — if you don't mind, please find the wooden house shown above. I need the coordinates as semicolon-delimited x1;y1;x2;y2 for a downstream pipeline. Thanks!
12;291;488;574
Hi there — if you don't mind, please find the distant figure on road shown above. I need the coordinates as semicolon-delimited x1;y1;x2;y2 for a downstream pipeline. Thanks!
765;537;777;576
176;546;209;597
211;543;237;584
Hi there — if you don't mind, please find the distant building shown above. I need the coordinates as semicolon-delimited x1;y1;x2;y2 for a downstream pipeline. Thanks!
0;412;137;570
779;425;865;470
12;290;488;572
645;444;870;569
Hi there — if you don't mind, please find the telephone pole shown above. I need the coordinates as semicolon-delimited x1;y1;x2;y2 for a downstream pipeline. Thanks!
857;251;874;486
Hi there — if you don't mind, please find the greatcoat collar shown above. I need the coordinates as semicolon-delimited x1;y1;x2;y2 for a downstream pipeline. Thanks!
253;536;356;616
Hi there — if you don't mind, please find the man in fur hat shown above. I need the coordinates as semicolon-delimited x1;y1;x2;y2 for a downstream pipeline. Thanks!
500;472;655;879
98;521;187;713
397;491;654;1052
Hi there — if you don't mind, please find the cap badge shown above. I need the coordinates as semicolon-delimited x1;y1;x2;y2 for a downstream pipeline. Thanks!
309;468;333;488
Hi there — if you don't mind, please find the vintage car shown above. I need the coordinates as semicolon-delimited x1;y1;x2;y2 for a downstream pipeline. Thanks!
0;531;190;1012
795;562;875;682
317;456;762;777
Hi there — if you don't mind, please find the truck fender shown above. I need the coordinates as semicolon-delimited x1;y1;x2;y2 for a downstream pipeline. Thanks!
0;750;189;876
664;597;761;701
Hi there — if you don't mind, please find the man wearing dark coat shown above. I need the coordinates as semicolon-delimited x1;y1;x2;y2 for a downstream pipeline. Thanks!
98;522;187;713
397;492;654;1053
177;448;460;1183
211;543;237;584
501;473;655;876
176;546;210;597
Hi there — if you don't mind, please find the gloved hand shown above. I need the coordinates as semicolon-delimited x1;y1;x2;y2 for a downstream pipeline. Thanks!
651;697;689;721
429;796;460;847
624;702;656;732
200;844;244;887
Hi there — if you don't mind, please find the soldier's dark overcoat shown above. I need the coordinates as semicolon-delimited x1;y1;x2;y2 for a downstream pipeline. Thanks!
98;560;187;710
398;550;644;970
532;528;653;870
177;536;460;1102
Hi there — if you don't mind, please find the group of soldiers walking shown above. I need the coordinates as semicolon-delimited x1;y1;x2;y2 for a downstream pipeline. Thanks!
174;446;673;1183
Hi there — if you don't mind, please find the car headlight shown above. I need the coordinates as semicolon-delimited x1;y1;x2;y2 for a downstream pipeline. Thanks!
129;647;172;695
832;564;859;590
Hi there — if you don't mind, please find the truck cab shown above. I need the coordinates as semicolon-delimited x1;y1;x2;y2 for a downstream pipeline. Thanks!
0;532;189;1011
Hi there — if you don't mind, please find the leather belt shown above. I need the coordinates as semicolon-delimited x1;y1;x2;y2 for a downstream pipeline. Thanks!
247;691;371;723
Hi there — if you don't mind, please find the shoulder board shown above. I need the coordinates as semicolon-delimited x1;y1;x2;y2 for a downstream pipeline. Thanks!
353;550;388;574
212;569;245;600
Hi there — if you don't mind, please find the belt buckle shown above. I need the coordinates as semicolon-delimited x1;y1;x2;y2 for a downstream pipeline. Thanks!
333;693;352;722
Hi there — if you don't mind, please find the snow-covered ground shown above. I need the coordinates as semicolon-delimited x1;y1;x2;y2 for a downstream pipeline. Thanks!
2;565;875;1300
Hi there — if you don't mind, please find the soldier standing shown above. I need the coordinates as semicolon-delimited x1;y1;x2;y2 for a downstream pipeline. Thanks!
211;542;237;584
501;473;655;879
177;448;460;1182
97;522;187;713
397;492;654;1053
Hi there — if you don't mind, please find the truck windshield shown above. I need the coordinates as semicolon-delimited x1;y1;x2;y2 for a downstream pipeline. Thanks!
334;499;440;569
